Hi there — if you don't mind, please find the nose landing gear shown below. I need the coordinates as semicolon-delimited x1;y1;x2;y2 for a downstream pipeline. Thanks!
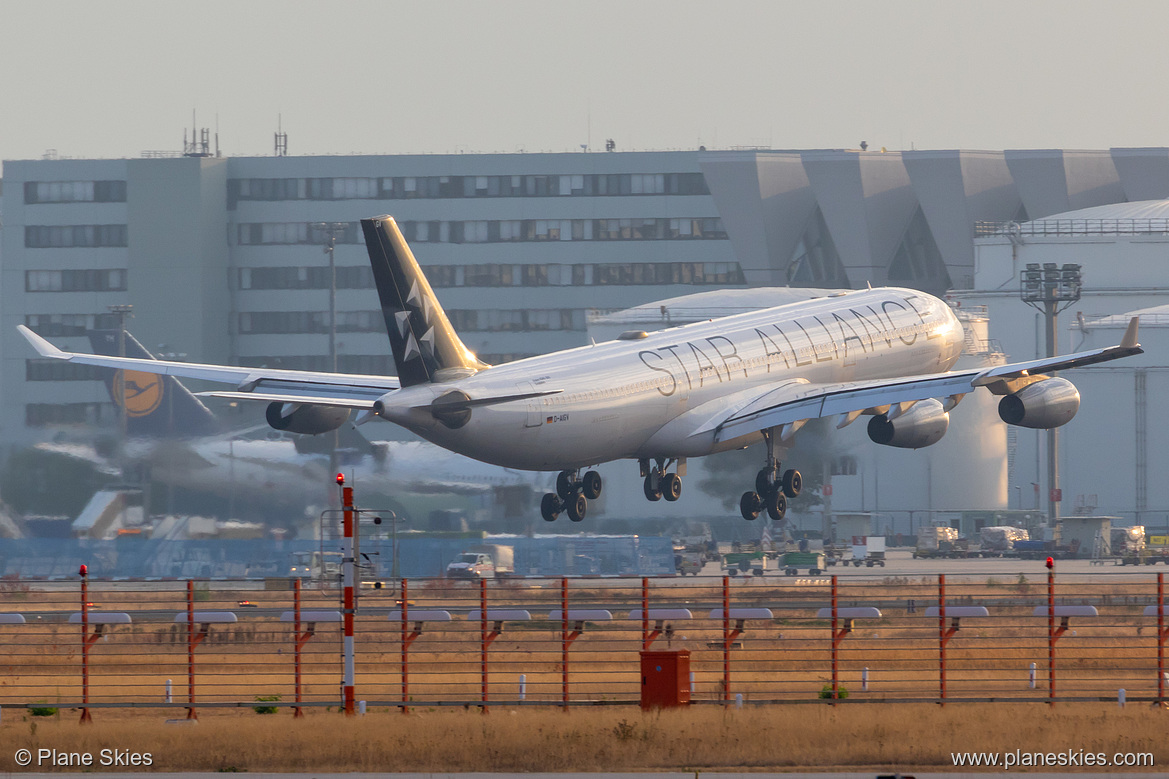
542;469;602;522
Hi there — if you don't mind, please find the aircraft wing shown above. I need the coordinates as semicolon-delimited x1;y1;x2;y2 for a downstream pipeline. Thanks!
712;317;1142;444
18;325;399;409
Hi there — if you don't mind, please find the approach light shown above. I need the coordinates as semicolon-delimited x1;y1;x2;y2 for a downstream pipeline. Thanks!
1045;557;1054;570
336;473;345;486
79;564;88;578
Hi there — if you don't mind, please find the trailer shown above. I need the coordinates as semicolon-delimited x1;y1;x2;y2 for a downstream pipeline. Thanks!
722;551;769;577
781;551;826;576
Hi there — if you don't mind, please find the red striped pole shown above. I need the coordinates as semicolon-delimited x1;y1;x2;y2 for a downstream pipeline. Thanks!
341;478;355;716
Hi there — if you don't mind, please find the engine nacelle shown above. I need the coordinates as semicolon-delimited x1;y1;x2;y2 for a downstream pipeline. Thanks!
265;402;351;435
998;377;1080;429
867;398;949;449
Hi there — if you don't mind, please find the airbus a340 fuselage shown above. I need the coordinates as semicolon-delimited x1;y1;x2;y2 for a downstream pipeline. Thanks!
19;215;1142;524
379;288;963;470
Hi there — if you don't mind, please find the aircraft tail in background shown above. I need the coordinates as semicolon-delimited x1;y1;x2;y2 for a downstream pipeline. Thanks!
87;330;221;438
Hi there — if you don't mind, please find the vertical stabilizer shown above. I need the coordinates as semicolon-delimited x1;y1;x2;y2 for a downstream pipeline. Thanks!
361;216;488;386
88;330;221;438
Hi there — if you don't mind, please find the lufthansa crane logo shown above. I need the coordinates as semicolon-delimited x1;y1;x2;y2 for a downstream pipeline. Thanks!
114;370;163;417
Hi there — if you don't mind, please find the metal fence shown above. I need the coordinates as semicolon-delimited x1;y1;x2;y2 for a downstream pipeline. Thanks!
2;572;1168;718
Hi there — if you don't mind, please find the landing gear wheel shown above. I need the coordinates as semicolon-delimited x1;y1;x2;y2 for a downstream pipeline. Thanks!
566;493;588;522
765;489;787;521
540;493;561;522
739;491;762;520
661;472;682;502
781;469;802;499
643;474;662;501
556;471;577;501
582;470;603;500
755;468;773;497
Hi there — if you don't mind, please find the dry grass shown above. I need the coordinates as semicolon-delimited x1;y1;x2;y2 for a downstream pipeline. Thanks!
0;703;1163;772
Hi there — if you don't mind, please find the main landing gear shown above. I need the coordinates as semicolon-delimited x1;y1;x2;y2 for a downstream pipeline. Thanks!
740;430;801;522
541;469;603;522
640;458;683;503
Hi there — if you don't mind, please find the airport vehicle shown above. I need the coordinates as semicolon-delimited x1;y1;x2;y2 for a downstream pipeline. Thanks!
781;551;825;575
914;526;960;558
722;551;768;577
445;544;514;579
851;536;886;567
980;526;1029;554
675;553;704;576
19;216;1144;524
1111;526;1147;565
289;550;342;581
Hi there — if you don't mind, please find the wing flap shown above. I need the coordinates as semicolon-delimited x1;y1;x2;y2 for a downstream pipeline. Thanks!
198;391;380;409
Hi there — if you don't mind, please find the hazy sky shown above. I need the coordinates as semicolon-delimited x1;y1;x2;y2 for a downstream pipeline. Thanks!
2;0;1168;162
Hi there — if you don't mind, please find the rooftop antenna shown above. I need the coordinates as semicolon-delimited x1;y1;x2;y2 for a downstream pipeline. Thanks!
183;110;213;157
275;114;288;157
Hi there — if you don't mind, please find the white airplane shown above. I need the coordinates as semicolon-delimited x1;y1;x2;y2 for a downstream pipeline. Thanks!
34;329;543;508
20;216;1144;523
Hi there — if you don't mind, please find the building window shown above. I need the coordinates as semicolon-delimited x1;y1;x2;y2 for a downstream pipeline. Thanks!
26;360;105;381
24;180;127;204
26;402;114;427
237;355;396;374
226;172;710;209
24;313;121;336
238;310;384;334
25;225;128;248
26;269;127;292
429;261;743;288
238;265;373;290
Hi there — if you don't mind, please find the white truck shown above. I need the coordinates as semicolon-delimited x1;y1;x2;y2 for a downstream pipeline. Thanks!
445;544;515;580
289;551;342;582
850;536;886;567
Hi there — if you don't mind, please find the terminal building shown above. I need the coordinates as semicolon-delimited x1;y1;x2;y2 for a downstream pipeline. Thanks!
3;145;1168;527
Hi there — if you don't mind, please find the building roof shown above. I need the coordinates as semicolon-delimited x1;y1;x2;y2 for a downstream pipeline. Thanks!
1033;199;1169;222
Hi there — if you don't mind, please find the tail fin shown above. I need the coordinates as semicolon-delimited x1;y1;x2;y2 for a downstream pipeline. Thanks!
87;330;221;438
361;216;488;387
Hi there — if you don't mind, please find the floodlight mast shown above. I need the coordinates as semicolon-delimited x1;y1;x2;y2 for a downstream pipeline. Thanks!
1019;263;1083;524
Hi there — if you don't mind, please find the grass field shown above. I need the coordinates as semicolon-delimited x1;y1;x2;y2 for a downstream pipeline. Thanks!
0;703;1162;772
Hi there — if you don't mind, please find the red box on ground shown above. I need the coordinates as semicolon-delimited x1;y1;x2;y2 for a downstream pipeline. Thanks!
640;649;691;709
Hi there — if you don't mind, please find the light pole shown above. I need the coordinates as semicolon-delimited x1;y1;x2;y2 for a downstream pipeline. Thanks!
1019;262;1082;524
310;222;349;504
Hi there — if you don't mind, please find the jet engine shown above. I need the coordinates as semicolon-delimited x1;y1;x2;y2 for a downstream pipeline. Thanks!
867;398;949;449
265;402;351;435
997;377;1080;429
